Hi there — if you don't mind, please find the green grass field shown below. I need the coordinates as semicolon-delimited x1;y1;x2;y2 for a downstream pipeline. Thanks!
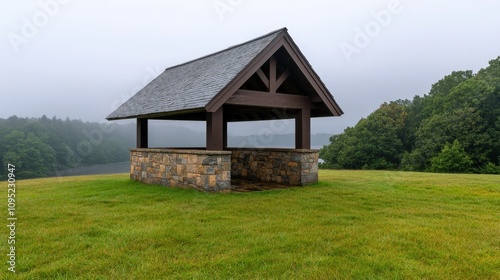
2;170;499;279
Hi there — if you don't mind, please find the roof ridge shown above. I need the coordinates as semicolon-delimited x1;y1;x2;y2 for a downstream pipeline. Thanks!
163;27;287;72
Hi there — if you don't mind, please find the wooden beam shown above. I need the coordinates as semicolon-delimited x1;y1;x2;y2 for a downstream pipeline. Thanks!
269;56;277;93
223;120;228;149
137;118;148;148
206;107;224;150
276;68;291;89
281;38;343;116
256;69;269;89
205;36;286;113
226;90;311;109
295;109;311;149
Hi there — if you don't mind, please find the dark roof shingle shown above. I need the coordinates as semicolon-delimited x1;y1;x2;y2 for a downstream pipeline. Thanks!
107;29;285;120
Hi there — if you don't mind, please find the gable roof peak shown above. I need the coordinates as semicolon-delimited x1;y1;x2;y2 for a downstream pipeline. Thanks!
164;27;288;73
106;28;343;121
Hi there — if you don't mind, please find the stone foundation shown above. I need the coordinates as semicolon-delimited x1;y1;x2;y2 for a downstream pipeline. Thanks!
130;148;319;192
229;148;319;186
130;149;231;192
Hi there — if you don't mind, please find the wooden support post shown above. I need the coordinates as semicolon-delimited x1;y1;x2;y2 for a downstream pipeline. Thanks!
295;109;311;149
223;120;228;149
206;107;224;150
137;118;148;148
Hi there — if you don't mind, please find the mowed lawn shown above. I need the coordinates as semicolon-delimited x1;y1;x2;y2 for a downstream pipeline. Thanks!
3;170;499;279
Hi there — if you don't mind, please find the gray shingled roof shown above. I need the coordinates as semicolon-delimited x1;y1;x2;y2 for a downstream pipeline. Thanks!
107;29;285;120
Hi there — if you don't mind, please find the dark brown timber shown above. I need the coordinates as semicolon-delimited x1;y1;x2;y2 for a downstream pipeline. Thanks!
295;109;311;149
206;107;224;150
137;118;148;148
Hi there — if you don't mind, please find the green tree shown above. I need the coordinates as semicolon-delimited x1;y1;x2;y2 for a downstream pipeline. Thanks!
320;101;407;170
0;116;133;179
429;140;473;173
402;107;491;171
2;131;56;179
475;57;500;164
421;70;474;118
321;56;500;173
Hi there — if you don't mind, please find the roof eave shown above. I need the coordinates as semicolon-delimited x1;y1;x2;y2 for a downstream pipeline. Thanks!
106;107;207;121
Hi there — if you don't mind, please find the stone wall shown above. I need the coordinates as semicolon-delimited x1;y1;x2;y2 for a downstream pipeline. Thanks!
130;149;231;192
229;148;319;186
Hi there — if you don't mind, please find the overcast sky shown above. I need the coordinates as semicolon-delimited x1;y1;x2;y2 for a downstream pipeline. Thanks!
2;0;500;136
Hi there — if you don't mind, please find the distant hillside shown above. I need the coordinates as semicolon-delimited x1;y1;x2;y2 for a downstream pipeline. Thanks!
228;133;331;149
0;116;135;180
320;56;500;174
148;122;331;149
0;116;333;179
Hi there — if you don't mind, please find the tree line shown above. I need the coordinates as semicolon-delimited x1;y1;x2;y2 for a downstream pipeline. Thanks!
0;115;334;180
0;116;134;180
320;57;500;174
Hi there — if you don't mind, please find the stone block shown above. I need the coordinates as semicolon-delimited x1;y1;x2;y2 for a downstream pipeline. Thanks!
291;153;302;162
208;175;217;188
188;155;198;164
310;163;318;173
160;156;168;165
221;171;231;181
187;164;198;173
302;173;318;185
176;164;185;176
176;156;187;165
202;156;218;165
197;155;206;165
217;181;231;191
186;177;196;186
196;176;203;187
204;166;215;175
289;175;300;185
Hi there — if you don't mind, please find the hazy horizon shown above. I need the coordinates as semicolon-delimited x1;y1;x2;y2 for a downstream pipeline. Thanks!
3;1;500;136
